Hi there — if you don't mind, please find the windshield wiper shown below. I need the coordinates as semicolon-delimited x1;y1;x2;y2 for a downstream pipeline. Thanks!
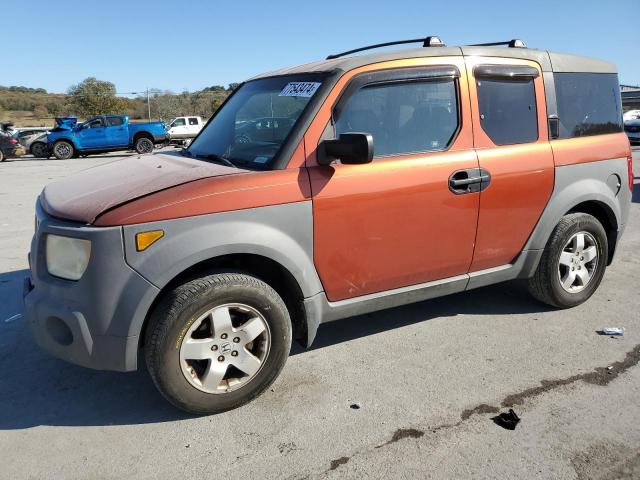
192;152;238;169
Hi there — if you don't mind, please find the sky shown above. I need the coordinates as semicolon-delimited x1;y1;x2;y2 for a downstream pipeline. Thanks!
3;0;638;94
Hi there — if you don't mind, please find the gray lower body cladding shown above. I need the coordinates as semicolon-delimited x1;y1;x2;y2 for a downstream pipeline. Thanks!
24;157;631;370
24;201;159;371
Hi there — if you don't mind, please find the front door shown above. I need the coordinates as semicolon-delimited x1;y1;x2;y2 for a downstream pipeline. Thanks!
465;57;555;272
307;58;480;302
77;117;106;148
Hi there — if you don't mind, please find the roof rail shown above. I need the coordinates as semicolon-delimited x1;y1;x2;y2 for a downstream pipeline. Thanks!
326;36;445;60
468;39;527;48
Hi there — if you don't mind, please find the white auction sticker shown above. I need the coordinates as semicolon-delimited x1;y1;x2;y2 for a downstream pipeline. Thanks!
279;82;321;97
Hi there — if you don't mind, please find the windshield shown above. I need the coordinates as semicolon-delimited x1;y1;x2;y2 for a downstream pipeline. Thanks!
188;74;327;169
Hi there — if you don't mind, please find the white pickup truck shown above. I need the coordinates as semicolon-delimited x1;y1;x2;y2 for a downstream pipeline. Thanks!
166;116;205;145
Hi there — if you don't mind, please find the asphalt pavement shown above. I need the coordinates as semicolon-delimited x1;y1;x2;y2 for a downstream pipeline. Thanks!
0;148;639;479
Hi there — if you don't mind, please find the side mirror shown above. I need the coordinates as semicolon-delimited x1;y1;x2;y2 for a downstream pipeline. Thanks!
317;132;374;166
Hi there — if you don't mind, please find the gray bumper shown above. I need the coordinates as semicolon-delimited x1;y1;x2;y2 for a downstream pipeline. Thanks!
23;202;160;372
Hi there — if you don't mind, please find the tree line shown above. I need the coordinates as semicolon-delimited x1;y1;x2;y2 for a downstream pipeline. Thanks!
0;77;238;124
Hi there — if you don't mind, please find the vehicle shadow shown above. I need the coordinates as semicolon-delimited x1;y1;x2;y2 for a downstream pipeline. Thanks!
0;268;549;429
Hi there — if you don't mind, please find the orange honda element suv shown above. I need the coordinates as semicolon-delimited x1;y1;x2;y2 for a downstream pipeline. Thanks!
25;37;633;414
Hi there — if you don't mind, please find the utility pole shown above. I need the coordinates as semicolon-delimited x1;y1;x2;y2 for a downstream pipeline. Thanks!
146;87;151;121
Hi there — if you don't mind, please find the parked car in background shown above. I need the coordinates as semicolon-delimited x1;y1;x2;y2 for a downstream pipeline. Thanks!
13;128;50;153
623;110;640;122
625;118;640;145
167;116;204;145
28;133;50;158
47;114;168;159
25;38;632;414
0;131;26;161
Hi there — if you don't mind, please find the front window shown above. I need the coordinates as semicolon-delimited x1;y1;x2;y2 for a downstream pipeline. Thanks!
188;74;327;169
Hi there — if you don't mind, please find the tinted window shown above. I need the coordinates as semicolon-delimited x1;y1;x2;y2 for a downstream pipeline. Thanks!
554;73;622;138
335;79;459;157
188;117;199;125
106;116;124;126
173;118;186;126
477;77;537;145
87;119;103;128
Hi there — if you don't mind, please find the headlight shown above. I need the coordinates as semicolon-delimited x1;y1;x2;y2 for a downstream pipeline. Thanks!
46;234;91;280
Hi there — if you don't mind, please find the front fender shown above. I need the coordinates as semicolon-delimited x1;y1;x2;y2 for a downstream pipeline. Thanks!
121;201;322;337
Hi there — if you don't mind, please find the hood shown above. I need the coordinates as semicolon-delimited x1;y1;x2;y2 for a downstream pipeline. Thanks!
40;151;247;224
55;117;78;128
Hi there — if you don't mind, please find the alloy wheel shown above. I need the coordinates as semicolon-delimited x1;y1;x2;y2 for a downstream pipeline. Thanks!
557;231;598;293
179;303;271;394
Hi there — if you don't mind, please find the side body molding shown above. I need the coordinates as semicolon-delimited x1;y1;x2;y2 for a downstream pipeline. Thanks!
122;201;322;337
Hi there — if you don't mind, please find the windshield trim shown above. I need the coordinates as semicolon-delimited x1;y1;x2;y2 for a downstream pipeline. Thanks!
187;71;340;170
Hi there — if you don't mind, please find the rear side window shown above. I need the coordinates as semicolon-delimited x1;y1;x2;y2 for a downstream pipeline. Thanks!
335;79;459;157
554;73;622;138
476;77;538;145
106;116;124;127
188;117;199;125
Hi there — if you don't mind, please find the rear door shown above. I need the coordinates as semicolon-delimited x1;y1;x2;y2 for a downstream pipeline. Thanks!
465;57;555;271
187;117;201;135
306;58;480;301
105;116;129;146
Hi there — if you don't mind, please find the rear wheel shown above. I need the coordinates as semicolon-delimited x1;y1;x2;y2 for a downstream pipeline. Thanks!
528;213;608;308
135;136;154;154
52;140;74;160
145;272;291;414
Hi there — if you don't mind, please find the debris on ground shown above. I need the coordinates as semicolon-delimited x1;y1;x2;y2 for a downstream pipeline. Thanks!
349;403;361;410
598;327;625;336
492;409;521;430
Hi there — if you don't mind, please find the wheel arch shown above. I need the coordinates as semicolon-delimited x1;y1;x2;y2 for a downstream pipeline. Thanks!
132;130;153;144
524;170;624;270
138;253;309;351
52;137;77;150
566;200;618;264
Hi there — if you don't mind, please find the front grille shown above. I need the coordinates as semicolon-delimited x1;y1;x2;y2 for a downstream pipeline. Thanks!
625;125;640;133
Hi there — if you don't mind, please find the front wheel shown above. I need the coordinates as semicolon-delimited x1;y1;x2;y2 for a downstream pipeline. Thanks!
145;272;292;414
528;213;608;308
134;137;154;154
52;141;74;160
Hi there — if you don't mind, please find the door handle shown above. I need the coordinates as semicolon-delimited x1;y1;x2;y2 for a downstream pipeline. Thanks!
449;168;491;194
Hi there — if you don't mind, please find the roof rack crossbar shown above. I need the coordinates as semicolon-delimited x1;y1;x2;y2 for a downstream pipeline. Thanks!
326;36;445;60
468;39;527;48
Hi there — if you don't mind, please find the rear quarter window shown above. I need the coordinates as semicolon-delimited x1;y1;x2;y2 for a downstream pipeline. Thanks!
554;73;622;139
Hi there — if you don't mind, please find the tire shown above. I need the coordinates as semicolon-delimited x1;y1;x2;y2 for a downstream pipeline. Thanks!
145;272;292;415
134;136;154;154
52;140;74;160
528;213;608;308
0;150;4;162
30;142;49;158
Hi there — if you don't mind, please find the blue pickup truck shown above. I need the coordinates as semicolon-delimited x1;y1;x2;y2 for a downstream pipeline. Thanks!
47;115;168;159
